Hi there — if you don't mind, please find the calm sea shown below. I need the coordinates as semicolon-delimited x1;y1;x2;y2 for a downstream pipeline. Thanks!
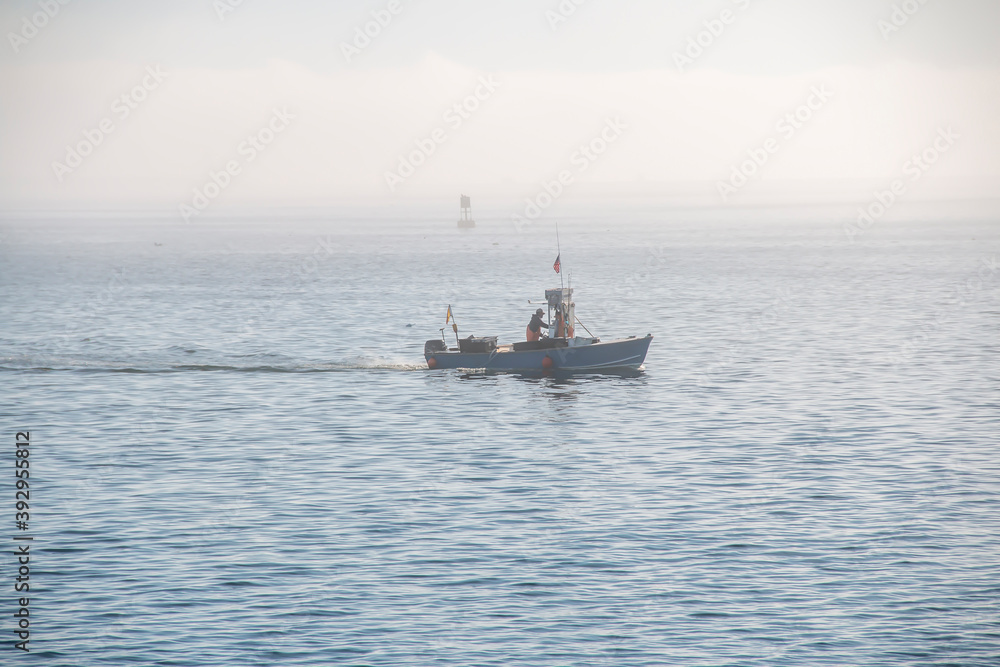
1;206;998;666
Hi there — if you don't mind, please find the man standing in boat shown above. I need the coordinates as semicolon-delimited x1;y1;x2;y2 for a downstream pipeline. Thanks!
526;308;549;342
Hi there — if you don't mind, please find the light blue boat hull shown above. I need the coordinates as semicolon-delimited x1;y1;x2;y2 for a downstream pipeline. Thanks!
425;335;652;372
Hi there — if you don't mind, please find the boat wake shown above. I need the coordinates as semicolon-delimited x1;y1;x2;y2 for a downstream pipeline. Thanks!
0;353;425;374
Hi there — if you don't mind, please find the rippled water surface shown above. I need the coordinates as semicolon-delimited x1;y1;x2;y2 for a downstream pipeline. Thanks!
1;210;998;666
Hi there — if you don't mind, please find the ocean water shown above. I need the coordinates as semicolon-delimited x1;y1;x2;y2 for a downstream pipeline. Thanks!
1;207;998;666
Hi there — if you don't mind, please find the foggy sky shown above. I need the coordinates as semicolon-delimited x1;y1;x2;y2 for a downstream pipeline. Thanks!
1;0;998;212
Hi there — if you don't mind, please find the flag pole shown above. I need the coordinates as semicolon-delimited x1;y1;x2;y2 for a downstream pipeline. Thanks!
556;223;565;336
556;223;564;296
447;305;460;347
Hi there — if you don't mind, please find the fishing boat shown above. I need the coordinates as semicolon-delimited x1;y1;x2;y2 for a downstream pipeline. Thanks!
424;286;652;372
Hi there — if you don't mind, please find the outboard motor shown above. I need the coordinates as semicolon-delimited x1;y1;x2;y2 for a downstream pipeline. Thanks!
424;339;447;355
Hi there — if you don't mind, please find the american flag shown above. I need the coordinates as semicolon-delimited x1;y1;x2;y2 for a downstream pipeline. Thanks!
553;254;561;274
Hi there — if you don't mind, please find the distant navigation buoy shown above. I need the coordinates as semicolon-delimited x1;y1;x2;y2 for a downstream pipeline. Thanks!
457;194;475;229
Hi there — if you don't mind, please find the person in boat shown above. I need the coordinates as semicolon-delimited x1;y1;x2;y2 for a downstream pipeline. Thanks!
526;308;550;342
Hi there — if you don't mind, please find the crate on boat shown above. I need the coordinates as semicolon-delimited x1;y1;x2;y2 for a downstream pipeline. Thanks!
458;336;498;353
